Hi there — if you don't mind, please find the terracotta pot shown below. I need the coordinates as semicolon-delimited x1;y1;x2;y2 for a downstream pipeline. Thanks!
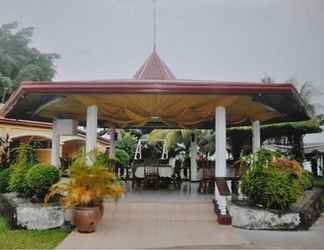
73;206;101;233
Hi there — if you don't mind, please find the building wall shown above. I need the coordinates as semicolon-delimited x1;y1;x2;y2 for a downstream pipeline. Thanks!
0;121;108;164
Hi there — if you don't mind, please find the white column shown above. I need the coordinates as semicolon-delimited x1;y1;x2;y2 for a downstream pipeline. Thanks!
86;105;98;154
252;120;261;153
190;132;198;181
59;143;64;159
215;106;227;215
109;128;116;159
51;119;60;167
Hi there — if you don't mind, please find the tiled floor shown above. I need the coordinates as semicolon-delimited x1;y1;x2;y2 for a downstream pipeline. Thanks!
57;183;324;249
58;201;249;249
57;182;249;249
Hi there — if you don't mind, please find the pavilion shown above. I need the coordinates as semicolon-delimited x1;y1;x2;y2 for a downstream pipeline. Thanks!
0;50;309;223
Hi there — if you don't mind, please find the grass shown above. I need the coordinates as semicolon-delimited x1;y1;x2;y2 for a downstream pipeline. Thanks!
313;176;324;212
0;216;68;249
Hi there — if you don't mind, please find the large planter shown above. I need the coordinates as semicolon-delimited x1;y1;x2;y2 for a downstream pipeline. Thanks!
73;206;101;233
230;203;300;230
230;189;322;230
0;193;65;230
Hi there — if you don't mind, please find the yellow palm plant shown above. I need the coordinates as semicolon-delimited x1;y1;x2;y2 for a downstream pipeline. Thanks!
44;151;124;208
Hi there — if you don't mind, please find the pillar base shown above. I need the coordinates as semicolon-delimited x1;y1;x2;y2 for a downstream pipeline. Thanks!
217;214;232;225
212;198;232;225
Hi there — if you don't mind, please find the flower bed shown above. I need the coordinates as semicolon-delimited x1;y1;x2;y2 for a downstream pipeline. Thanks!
231;149;322;230
0;192;66;230
230;189;322;230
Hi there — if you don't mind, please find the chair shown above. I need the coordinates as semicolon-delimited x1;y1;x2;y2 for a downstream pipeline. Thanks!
132;159;145;190
143;166;160;189
172;159;182;189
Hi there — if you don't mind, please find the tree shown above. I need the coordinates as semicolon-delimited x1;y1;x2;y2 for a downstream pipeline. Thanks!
147;129;192;151
147;129;214;158
0;22;59;102
285;78;324;123
115;130;138;161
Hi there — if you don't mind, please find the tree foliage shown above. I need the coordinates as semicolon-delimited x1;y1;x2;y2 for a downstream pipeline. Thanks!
0;22;59;101
115;130;138;161
286;78;324;124
147;129;215;157
147;129;192;151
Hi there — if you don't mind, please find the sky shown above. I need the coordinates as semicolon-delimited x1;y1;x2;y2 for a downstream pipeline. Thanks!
1;0;324;141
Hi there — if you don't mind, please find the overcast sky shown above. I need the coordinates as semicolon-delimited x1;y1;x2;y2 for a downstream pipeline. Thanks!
1;0;324;141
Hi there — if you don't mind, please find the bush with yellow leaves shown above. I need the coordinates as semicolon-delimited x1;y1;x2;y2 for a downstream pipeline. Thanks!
45;151;124;208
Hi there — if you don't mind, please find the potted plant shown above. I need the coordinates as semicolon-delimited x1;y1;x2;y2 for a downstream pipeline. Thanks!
45;151;124;233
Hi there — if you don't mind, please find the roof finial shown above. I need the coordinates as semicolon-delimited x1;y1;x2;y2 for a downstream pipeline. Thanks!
153;0;157;52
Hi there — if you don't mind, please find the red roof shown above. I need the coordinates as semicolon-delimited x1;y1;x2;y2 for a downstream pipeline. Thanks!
133;51;176;80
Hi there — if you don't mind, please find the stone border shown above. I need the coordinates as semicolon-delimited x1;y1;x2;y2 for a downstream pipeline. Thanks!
230;203;300;230
0;193;66;230
229;189;322;230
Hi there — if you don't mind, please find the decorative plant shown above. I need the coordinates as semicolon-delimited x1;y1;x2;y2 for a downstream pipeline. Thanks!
115;148;130;167
26;164;60;201
10;141;39;166
240;149;311;210
9;143;38;196
45;151;124;208
0;134;11;170
9;164;32;195
0;168;12;193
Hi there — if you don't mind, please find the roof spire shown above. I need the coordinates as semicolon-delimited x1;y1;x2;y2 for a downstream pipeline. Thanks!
153;0;157;52
133;0;176;80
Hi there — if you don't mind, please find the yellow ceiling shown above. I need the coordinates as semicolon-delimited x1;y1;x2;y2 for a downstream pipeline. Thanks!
37;94;280;128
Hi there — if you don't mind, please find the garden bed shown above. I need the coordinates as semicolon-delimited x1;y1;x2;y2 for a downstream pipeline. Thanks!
230;188;322;230
0;192;67;230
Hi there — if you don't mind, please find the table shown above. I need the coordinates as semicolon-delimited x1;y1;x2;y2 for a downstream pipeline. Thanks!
135;166;172;178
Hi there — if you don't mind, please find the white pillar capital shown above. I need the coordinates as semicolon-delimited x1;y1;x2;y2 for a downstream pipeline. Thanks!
252;120;261;153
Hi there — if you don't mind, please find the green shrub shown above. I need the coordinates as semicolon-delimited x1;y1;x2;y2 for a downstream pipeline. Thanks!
0;168;12;193
115;148;130;167
26;164;60;201
8;143;39;197
240;149;309;211
9;164;32;196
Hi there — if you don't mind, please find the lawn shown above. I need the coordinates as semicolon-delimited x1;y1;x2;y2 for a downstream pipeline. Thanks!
313;176;324;212
0;216;68;249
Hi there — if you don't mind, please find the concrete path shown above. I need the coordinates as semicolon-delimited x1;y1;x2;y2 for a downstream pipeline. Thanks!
234;214;324;249
57;183;324;249
57;201;250;249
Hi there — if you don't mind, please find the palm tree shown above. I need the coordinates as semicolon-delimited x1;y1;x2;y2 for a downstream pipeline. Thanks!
147;129;216;159
147;129;192;151
298;81;324;124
